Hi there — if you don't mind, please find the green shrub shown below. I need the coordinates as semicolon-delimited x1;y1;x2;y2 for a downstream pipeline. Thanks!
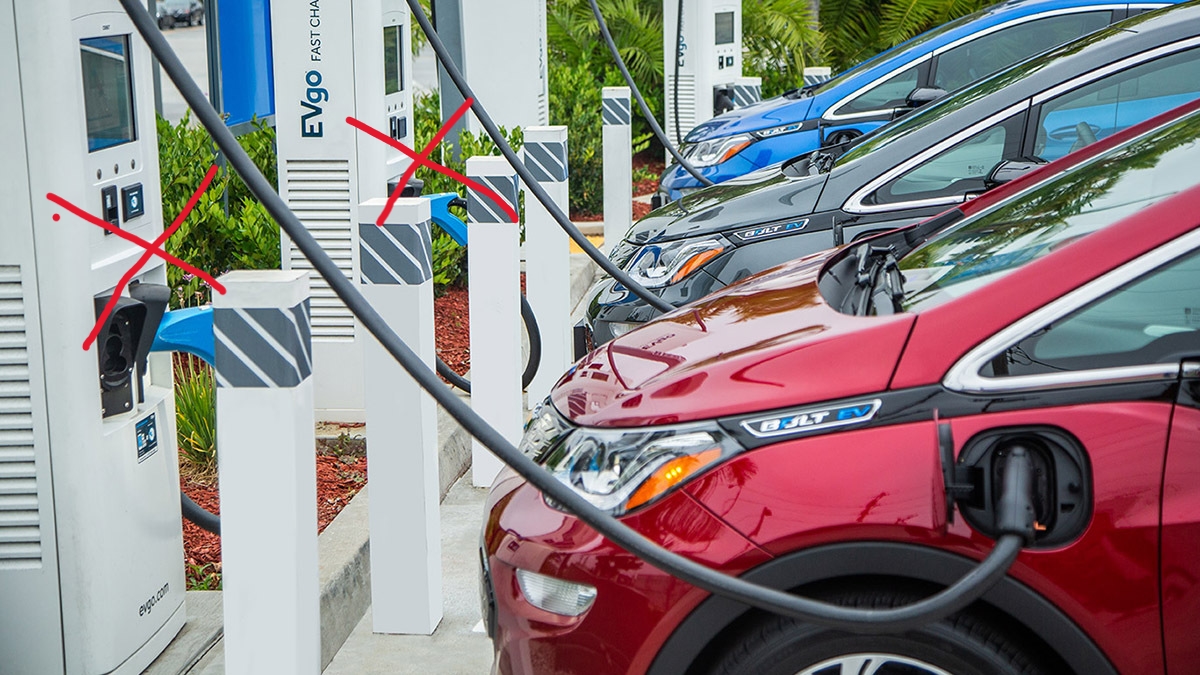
174;356;216;474
157;114;281;308
412;91;523;289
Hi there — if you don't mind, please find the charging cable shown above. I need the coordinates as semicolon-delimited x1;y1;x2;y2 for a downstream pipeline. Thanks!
121;0;1036;633
586;0;715;187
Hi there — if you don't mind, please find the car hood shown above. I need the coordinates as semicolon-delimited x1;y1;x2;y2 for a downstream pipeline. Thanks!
631;168;828;243
687;96;816;142
552;250;916;427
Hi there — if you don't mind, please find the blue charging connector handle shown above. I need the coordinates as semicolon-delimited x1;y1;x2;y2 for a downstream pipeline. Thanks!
151;306;215;365
427;192;468;246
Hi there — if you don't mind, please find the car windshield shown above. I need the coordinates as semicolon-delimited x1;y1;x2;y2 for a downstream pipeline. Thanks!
833;14;1144;168
807;7;993;97
896;107;1200;311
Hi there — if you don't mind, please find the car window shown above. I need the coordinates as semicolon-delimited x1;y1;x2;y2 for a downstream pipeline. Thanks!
897;108;1200;311
1034;47;1200;161
863;114;1023;206
834;8;1171;169
832;65;921;117
981;249;1200;377
933;12;1112;92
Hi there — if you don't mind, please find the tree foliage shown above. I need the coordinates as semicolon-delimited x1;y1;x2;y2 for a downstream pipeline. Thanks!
820;0;993;71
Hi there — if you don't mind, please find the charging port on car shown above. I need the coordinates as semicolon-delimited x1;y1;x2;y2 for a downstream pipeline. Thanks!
952;426;1091;547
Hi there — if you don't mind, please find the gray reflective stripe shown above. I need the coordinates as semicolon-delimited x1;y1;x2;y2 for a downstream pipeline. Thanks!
524;141;568;182
803;74;830;86
602;95;631;125
733;84;761;107
467;174;519;223
359;221;433;285
214;299;313;388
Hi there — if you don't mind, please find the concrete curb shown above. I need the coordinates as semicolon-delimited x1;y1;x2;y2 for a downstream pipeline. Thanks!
151;252;600;673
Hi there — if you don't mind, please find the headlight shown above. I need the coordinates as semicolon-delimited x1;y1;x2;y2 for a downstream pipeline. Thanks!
519;400;572;461
539;420;742;515
625;237;727;288
681;133;754;167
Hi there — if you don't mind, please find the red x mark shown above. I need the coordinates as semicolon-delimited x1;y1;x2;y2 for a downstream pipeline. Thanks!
347;97;519;225
47;164;226;350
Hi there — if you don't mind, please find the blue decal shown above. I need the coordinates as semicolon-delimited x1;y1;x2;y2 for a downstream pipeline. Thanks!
136;413;159;463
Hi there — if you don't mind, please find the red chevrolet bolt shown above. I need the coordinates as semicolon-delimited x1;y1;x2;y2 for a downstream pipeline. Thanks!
482;100;1200;675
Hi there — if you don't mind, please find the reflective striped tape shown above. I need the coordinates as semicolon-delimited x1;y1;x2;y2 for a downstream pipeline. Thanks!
359;220;433;285
524;141;568;183
467;174;519;224
733;84;762;108
214;300;313;388
602;94;631;126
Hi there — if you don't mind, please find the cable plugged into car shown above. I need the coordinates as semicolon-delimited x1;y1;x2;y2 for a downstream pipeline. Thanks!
121;0;1060;635
941;422;1090;547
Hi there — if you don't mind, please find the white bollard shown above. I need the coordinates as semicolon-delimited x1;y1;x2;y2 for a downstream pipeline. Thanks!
214;270;319;675
522;126;571;403
733;76;763;109
357;197;443;634
602;86;633;252
466;156;522;487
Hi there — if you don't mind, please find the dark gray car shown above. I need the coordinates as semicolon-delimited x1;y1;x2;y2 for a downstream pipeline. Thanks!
581;2;1200;349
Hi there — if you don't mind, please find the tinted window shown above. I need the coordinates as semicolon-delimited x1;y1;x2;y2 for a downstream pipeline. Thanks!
1034;47;1200;161
982;249;1200;377
897;110;1200;311
833;65;920;116
865;114;1023;206
933;12;1111;92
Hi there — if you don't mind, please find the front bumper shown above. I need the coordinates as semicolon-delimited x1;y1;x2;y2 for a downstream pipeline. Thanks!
579;268;726;352
482;467;769;675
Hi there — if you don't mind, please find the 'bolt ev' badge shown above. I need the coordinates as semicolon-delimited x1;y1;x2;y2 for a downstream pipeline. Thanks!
740;399;882;438
732;219;809;242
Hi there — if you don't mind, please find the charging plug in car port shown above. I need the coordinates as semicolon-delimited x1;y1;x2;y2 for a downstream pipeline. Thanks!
941;424;1091;547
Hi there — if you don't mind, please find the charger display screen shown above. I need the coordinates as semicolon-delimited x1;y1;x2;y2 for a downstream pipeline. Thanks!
715;12;735;45
384;25;404;95
81;35;137;153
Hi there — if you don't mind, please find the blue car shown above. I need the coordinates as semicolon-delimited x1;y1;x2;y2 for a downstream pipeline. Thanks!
658;0;1175;201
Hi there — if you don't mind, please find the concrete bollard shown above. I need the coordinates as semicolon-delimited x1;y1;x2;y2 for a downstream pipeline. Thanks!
602;86;633;253
357;197;443;634
466;156;522;487
733;76;763;109
522;126;571;403
214;270;319;675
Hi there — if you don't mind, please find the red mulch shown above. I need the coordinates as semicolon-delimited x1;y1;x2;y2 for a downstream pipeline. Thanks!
435;285;471;376
633;201;653;220
181;449;368;574
633;151;665;197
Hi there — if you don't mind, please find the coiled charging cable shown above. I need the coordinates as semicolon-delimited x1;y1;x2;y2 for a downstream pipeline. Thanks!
122;0;1036;633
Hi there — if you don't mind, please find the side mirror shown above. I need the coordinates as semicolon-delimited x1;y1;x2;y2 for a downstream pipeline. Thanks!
985;159;1046;188
905;87;947;108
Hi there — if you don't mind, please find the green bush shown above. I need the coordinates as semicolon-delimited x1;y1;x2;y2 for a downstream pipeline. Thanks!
157;114;281;308
174;356;216;474
412;90;523;288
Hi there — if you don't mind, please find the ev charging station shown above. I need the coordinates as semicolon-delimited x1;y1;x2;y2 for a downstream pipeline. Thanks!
1;1;185;672
432;0;549;139
272;0;411;421
664;0;746;142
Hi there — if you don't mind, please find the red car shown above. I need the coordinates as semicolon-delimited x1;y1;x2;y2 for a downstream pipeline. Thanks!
483;98;1200;675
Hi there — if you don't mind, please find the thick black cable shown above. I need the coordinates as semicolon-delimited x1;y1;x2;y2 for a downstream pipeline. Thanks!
673;0;684;147
437;293;542;393
412;3;674;314
182;493;220;534
587;0;715;187
121;0;1026;633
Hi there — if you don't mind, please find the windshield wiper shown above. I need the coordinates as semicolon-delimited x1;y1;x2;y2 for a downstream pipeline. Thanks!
808;148;836;174
782;85;817;100
841;244;906;316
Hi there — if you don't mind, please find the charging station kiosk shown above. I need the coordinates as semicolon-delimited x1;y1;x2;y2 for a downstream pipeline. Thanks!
664;0;744;142
272;0;408;421
1;1;185;672
432;0;549;139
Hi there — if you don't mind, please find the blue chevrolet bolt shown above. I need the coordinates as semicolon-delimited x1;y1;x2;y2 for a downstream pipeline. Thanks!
658;0;1176;201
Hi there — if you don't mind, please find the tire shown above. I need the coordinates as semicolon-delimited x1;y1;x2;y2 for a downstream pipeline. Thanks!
707;583;1057;675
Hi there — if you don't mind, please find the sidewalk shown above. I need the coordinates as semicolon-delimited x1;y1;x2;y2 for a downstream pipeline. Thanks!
322;477;494;675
